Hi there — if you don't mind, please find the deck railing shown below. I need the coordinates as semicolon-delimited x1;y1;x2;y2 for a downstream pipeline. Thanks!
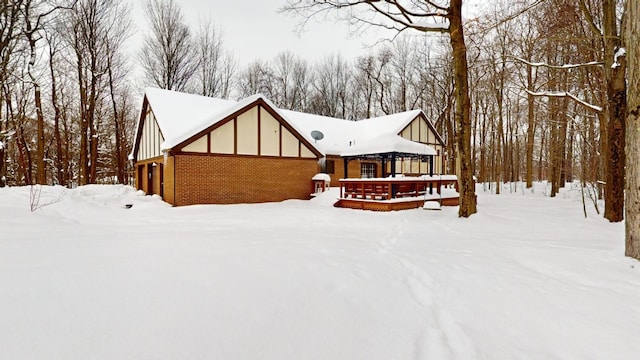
339;175;458;201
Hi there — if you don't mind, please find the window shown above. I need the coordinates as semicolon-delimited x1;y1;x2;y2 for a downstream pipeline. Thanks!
325;159;335;174
361;163;376;178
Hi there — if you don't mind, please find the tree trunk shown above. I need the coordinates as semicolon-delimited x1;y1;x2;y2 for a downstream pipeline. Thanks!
49;42;65;187
449;0;476;217
604;60;626;222
0;90;5;187
625;0;640;258
558;97;569;189
566;120;574;183
88;63;98;184
550;101;560;197
495;83;503;195
603;0;626;222
445;106;455;175
77;44;89;186
538;124;545;182
62;110;72;186
27;33;45;185
526;66;535;188
107;60;124;184
15;124;33;185
478;100;488;183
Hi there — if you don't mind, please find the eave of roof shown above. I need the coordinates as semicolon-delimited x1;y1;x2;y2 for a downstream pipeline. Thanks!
137;88;440;159
340;134;437;158
160;93;264;151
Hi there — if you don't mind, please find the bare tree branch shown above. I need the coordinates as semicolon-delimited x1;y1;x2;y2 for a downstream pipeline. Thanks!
577;0;603;37
525;89;603;112
511;56;603;70
281;0;449;34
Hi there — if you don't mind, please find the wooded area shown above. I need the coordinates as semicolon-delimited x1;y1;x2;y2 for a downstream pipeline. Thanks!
0;0;636;238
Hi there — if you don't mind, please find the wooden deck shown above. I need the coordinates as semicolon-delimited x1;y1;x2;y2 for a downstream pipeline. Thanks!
335;176;460;211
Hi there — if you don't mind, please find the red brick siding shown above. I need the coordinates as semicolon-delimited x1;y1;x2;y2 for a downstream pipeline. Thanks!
163;156;175;205
174;154;319;206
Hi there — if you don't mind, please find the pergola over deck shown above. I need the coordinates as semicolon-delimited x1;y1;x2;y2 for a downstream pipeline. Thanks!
340;134;438;178
336;135;458;211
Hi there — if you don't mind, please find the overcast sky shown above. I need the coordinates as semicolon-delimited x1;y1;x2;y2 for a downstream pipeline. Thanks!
131;0;382;67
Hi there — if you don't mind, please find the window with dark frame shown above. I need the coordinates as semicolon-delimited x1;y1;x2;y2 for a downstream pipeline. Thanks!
361;163;376;178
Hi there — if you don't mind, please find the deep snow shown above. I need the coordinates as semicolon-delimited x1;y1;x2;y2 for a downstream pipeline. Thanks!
1;183;638;359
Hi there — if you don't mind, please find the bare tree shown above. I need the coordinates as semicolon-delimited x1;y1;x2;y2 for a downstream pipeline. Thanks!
515;0;625;220
387;38;418;113
104;0;133;184
45;29;66;185
62;0;132;184
598;0;626;222
283;0;477;217
353;53;384;119
237;59;275;99
194;20;236;98
483;12;517;194
271;51;310;111
0;0;24;187
139;0;198;91
309;54;352;119
20;0;71;184
66;0;106;184
510;10;542;189
0;0;135;188
625;0;640;258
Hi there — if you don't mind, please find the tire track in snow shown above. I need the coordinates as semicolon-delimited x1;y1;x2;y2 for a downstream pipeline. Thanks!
378;212;478;360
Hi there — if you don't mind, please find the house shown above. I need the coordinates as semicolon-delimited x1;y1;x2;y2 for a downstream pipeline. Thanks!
281;107;446;187
131;88;447;206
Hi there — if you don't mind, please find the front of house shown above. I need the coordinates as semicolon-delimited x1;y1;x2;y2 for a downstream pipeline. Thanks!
131;88;447;206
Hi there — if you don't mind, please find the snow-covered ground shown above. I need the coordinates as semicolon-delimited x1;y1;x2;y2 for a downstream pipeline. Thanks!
1;183;638;359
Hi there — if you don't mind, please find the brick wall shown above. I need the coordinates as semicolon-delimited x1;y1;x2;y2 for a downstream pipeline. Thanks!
174;154;319;206
163;156;175;205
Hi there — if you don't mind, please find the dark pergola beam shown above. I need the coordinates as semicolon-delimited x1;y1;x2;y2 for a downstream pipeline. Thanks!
381;158;386;178
390;153;397;178
343;157;349;178
429;155;434;194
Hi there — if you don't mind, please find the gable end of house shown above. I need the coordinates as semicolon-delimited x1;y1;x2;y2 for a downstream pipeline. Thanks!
171;98;323;159
132;97;166;162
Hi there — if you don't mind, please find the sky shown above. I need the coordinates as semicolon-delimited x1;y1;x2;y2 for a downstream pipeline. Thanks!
130;0;385;67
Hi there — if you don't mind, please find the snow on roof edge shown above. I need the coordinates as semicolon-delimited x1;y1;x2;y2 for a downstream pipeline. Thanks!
340;134;437;157
138;88;437;159
159;92;323;157
160;93;264;151
129;94;148;161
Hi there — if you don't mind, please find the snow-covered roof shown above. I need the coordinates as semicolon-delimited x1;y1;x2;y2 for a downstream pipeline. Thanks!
340;134;437;157
280;109;358;155
161;94;261;150
144;87;236;149
137;88;437;157
281;109;427;156
356;110;423;138
141;88;319;154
